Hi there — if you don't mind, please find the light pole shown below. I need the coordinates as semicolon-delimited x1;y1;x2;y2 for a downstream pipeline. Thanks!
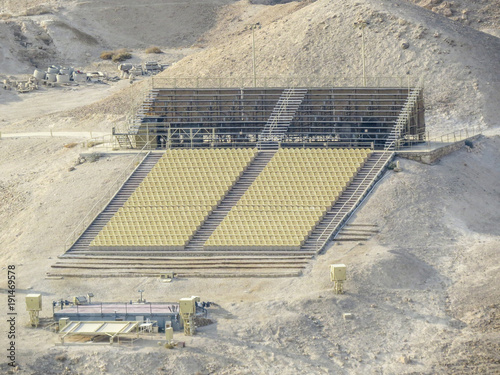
354;20;369;87
249;23;261;87
138;289;144;303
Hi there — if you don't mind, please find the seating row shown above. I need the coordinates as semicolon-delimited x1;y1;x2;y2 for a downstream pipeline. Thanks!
138;180;238;187
153;163;250;169
270;157;367;164
147;171;244;177
264;164;361;169
275;148;371;153
90;148;257;248
205;148;371;249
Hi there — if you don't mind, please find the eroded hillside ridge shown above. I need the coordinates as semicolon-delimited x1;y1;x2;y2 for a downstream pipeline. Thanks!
408;0;500;37
157;0;500;132
0;0;236;73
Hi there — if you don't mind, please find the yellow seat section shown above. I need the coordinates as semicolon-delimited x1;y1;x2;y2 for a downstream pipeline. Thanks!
205;147;372;250
90;148;257;249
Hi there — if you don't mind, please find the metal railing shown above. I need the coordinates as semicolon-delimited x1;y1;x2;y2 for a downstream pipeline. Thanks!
62;141;153;253
313;106;405;253
311;122;482;253
386;75;425;151
258;88;298;147
428;125;483;144
310;84;423;252
400;125;483;150
152;75;422;89
266;88;296;135
82;134;116;152
390;87;422;150
314;149;394;253
119;77;156;135
129;78;153;117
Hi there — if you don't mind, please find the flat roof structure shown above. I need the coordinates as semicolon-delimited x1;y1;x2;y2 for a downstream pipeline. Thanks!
55;303;179;314
59;321;139;344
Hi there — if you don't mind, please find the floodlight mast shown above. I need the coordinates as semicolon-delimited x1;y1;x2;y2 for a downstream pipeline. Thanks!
249;23;261;87
354;20;370;87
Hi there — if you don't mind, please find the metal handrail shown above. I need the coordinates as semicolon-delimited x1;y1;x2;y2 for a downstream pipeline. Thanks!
387;76;424;151
391;87;422;150
267;88;295;136
124;78;154;125
123;79;159;135
258;88;297;147
314;148;394;253
152;76;423;89
427;125;483;144
398;125;483;150
313;121;482;252
83;134;116;152
62;140;154;252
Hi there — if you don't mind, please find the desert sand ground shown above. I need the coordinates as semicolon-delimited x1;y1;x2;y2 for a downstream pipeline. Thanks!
0;0;499;374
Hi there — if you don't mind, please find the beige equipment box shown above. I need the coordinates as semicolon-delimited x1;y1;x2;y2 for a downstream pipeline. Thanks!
330;264;346;282
179;296;200;336
26;294;42;327
330;264;346;294
26;294;42;311
179;296;200;315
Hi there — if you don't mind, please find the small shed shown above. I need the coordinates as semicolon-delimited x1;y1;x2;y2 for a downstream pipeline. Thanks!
54;302;181;332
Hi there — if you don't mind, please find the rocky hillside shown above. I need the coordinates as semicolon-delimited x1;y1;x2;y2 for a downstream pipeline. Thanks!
159;0;500;133
407;0;500;37
0;0;237;74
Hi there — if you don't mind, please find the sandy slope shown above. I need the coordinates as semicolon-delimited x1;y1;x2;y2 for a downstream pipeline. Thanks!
0;80;130;124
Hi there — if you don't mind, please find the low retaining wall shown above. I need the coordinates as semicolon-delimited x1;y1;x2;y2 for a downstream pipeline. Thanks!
397;135;481;164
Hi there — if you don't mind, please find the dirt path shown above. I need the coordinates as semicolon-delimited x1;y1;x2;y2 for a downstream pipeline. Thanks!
0;80;129;125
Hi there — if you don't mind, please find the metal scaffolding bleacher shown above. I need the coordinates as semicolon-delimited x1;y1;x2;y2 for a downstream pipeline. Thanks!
116;86;424;150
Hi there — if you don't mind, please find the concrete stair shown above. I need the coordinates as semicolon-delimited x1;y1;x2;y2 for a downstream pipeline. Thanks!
48;254;308;278
62;153;163;255
184;150;276;251
334;224;380;242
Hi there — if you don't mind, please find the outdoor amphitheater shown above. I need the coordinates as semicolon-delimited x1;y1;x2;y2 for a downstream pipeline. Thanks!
50;81;426;278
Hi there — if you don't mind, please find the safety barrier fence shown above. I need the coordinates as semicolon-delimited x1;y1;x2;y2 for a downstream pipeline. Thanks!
401;125;483;150
151;76;423;89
